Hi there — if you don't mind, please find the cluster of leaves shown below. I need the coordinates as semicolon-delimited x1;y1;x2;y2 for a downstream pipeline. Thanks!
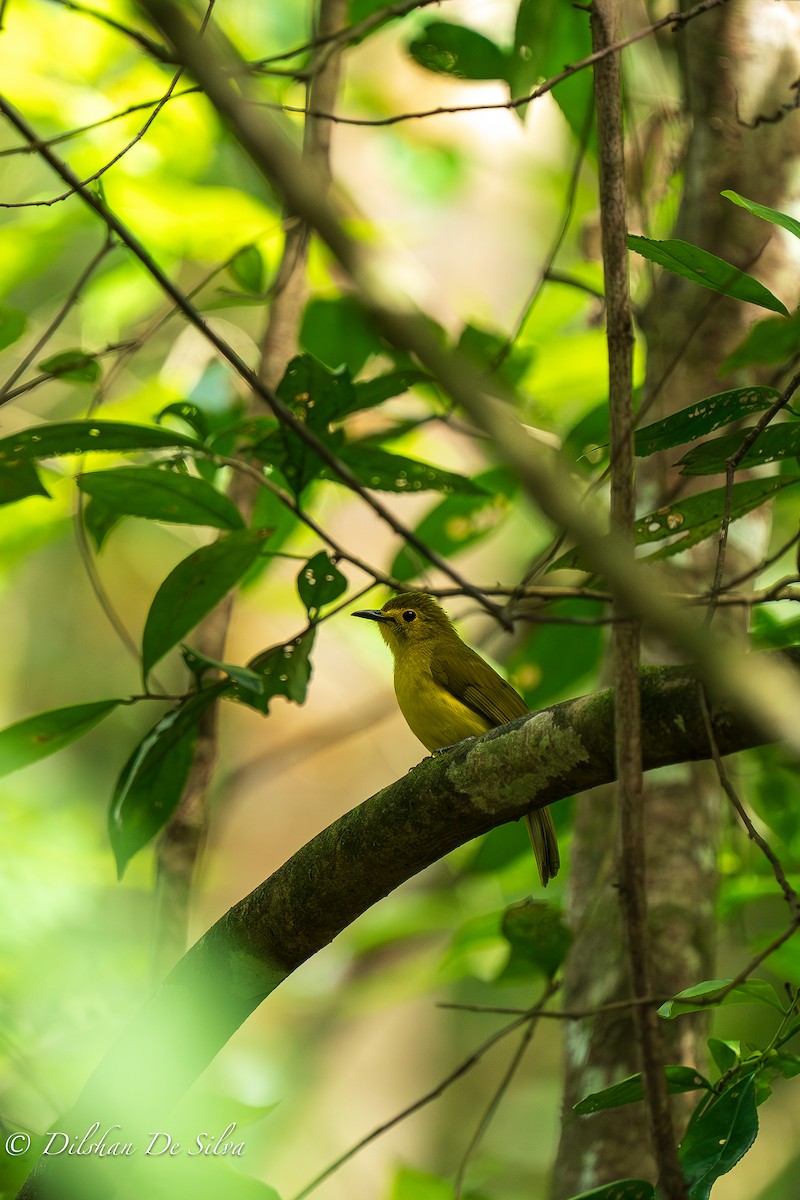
0;344;483;876
571;979;800;1200
4;0;800;1194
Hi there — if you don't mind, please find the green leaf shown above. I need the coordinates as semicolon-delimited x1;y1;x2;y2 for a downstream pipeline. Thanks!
330;444;485;495
300;296;385;375
109;687;223;877
408;21;508;81
76;467;244;529
0;460;51;506
708;1037;740;1074
229;244;265;293
0;420;203;463
457;324;533;387
156;401;211;442
574;1065;711;1115
722;189;800;240
83;494;123;550
565;1183;655;1200
0;307;27;350
277;353;356;428
773;1051;800;1079
142;529;270;679
508;0;594;135
236;627;316;714
677;423;800;476
634;476;800;562
349;368;432;416
563;402;610;474
723;310;800;372
659;978;786;1017
551;476;800;572
0;700;122;777
38;349;101;383
500;898;571;978
391;466;516;581
296;551;347;619
180;644;264;694
634;387;779;456
628;236;789;316
679;1074;758;1200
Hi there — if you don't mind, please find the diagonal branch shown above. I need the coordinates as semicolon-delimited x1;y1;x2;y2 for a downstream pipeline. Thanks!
14;652;800;1200
129;0;800;757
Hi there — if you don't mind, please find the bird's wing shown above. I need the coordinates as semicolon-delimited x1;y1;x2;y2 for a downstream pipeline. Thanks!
431;642;528;729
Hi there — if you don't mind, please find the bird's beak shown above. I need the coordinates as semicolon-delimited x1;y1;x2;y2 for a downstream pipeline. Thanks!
352;608;389;623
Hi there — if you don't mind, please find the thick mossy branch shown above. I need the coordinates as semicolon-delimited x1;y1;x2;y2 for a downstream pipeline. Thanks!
16;653;797;1200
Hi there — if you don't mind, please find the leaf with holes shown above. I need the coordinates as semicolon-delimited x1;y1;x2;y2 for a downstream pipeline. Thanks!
680;1074;758;1200
549;476;800;572
0;420;203;464
636;476;800;561
677;423;800;476
77;467;244;529
0;700;123;777
329;445;485;495
109;686;224;877
297;551;347;619
277;353;356;430
347;368;432;417
628;236;789;315
235;628;316;714
142;528;270;679
634;387;779;456
574;1066;711;1116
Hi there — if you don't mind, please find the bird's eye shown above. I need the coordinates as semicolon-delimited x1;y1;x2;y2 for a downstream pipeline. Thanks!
402;610;417;623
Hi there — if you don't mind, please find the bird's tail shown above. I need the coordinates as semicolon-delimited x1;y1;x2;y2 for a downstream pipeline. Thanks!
525;806;560;887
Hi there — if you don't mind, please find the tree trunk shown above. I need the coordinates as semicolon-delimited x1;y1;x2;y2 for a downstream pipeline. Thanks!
552;2;800;1193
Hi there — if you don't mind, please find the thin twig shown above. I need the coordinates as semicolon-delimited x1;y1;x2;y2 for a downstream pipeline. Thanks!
0;2;217;210
453;987;556;1198
263;0;731;127
253;0;448;69
0;95;507;628
698;686;800;914
592;0;686;1193
709;370;800;613
290;992;554;1200
439;993;670;1018
0;232;114;404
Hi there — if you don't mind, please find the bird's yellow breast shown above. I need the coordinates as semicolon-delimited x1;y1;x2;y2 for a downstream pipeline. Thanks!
393;644;490;753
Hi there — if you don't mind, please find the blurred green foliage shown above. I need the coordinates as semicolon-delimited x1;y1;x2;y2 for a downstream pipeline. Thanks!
2;1;800;1199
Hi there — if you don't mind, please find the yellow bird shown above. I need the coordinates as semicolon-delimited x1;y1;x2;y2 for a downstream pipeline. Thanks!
353;591;559;886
